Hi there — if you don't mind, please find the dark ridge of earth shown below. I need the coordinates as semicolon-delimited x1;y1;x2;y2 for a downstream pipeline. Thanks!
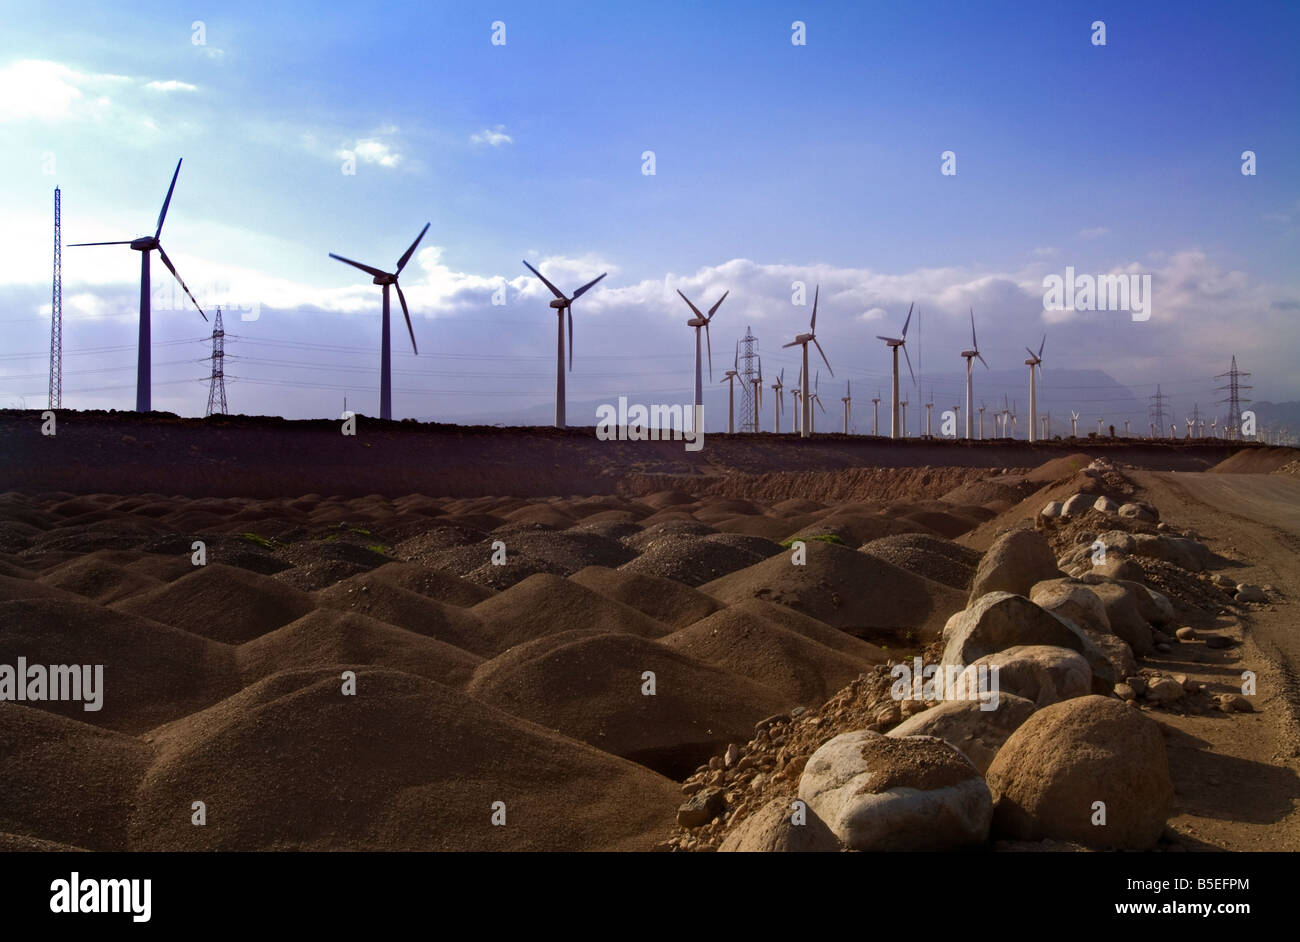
1;409;1275;500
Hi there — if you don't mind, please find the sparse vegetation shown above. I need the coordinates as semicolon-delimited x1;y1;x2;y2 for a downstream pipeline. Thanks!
241;531;275;549
780;533;846;548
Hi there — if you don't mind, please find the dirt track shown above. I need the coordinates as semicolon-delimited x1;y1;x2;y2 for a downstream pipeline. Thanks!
1130;470;1300;850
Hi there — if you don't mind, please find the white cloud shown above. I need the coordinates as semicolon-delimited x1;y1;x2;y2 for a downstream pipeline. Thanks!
337;135;402;168
470;125;513;147
1079;226;1110;239
145;80;197;93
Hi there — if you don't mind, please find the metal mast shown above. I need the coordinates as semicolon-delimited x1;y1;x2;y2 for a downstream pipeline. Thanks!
1216;355;1251;441
205;306;228;416
738;325;759;433
49;187;62;409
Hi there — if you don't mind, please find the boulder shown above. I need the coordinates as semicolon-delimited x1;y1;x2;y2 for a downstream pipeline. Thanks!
1031;578;1112;636
1124;581;1175;626
985;695;1173;850
677;787;726;828
1092;496;1119;514
1040;501;1064;519
1093;530;1137;558
1083;582;1155;656
888;694;1038;773
1235;584;1267;603
968;530;1062;603
1118;502;1158;523
1145;676;1183;704
1133;534;1210;573
1061;494;1095;517
946;645;1091;709
1088;556;1146;582
941;592;1088;668
799;730;991;851
718;797;841;852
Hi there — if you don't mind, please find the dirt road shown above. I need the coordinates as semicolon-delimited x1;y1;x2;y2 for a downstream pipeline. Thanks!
1131;471;1300;850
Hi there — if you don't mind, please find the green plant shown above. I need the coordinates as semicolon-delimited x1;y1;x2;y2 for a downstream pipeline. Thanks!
365;543;392;556
240;532;275;549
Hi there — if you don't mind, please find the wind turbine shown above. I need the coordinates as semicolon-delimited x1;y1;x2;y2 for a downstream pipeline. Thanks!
978;401;986;439
330;223;430;421
782;285;833;439
1098;416;1105;436
809;371;827;434
1009;398;1018;437
871;389;882;436
1070;410;1080;437
1124;419;1131;437
771;368;785;433
678;288;728;432
924;391;934;438
876;303;915;440
69;158;207;412
750;355;764;433
953;403;962;437
842;381;852;434
960;308;988;439
721;342;741;434
1024;334;1045;443
899;398;909;438
523;260;607;428
791;366;803;434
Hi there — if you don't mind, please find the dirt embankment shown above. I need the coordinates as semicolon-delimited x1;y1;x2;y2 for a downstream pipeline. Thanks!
0;410;1267;500
620;466;1013;504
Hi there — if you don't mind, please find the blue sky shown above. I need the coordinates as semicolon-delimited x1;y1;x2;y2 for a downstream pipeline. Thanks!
0;0;1297;430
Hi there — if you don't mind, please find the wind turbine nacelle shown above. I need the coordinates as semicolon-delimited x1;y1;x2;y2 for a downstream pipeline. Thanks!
688;316;707;326
793;333;813;344
549;298;568;309
373;273;397;285
129;237;159;251
961;350;977;358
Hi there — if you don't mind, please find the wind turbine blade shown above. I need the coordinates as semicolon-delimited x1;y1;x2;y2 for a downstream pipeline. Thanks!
875;335;900;343
816;397;826;414
155;158;182;239
1026;346;1037;359
571;272;607;300
67;240;133;246
395;282;418;354
734;341;739;372
522;260;566;300
901;302;914;338
156;245;207;321
705;321;713;381
1038;334;1046;358
813;336;833;376
901;342;915;385
568;307;574;371
329;253;387;278
395;222;430;273
707;290;729;319
811;285;819;330
676;289;705;319
977;352;989;370
781;340;801;349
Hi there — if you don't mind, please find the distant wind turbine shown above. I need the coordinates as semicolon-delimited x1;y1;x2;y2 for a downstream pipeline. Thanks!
523;260;607;428
69;157;207;412
876;303;915;440
782;285;832;439
842;381;852;435
771;368;785;433
1024;334;1046;443
678;288;728;432
330;223;430;421
721;342;741;434
960;308;989;439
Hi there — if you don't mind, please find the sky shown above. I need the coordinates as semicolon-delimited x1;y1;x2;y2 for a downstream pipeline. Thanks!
0;0;1297;434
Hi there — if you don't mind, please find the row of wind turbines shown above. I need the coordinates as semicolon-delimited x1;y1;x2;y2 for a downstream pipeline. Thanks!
65;159;1136;442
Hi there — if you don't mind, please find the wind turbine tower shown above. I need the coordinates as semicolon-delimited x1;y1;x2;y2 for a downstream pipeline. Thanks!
841;381;852;434
1024;335;1045;443
960;308;988;439
676;288;727;434
875;303;915;440
781;286;832;439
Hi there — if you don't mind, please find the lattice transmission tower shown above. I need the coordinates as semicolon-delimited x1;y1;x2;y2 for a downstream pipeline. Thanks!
738;326;759;433
205;306;228;416
49;186;62;409
1216;355;1251;441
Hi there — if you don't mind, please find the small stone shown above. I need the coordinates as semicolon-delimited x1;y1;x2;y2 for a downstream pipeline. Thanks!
875;703;902;726
724;743;742;768
1114;683;1136;701
677;787;726;828
1219;694;1254;713
1234;585;1267;603
1175;627;1196;641
681;781;703;796
708;755;724;771
790;706;807;719
735;755;755;772
900;699;928;718
756;713;789;732
1146;676;1184;704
